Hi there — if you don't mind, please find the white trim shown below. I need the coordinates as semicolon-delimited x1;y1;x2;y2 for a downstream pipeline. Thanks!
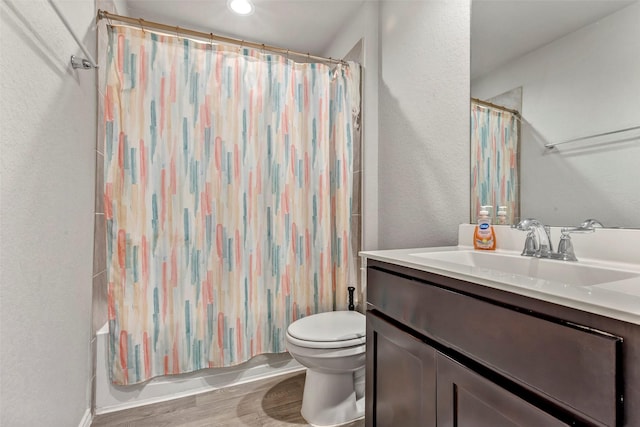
78;408;93;427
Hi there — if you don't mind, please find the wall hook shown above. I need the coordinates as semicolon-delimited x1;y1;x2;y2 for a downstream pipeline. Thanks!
70;55;96;70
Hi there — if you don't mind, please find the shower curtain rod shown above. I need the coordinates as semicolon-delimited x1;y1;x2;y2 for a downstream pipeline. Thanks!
97;10;348;66
471;98;521;117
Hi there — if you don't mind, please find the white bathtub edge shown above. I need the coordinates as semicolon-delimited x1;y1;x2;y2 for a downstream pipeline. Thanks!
95;324;304;414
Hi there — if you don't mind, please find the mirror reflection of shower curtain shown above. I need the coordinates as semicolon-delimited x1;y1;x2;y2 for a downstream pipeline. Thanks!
470;101;520;224
103;26;360;385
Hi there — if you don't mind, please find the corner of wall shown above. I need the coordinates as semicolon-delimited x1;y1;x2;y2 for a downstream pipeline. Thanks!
323;0;380;251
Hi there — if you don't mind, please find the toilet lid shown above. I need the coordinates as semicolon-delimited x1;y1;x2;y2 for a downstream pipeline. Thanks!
287;311;365;342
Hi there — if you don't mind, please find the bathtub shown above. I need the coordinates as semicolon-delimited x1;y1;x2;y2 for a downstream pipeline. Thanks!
95;323;304;414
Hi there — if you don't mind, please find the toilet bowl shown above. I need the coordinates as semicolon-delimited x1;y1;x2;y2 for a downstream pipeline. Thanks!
286;311;366;426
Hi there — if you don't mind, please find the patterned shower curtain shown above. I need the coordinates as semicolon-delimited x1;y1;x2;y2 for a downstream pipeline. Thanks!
103;26;359;385
470;101;520;224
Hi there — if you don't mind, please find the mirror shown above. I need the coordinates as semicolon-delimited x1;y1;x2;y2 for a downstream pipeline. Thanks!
470;0;640;228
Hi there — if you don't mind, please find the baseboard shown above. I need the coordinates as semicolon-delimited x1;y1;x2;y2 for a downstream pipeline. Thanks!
78;408;92;427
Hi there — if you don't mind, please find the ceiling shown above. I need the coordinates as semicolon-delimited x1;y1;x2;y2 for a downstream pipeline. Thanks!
471;0;636;80
124;0;365;56
122;0;636;76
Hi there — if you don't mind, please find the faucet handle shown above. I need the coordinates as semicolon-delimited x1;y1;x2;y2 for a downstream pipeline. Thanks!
521;231;537;257
561;223;599;235
555;221;600;261
580;218;604;229
556;233;577;261
560;218;603;235
561;226;595;234
557;231;576;261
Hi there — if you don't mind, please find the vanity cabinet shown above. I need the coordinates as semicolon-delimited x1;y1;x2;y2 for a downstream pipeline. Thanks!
366;312;436;426
436;353;567;427
366;312;569;427
365;260;632;427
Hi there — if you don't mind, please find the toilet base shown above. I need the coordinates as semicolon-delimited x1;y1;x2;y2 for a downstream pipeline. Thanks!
301;368;365;426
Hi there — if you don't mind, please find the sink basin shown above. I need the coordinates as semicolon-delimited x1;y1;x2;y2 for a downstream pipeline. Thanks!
409;250;639;286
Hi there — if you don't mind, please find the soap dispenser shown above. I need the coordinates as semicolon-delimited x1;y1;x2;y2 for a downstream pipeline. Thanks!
474;205;496;250
497;206;508;225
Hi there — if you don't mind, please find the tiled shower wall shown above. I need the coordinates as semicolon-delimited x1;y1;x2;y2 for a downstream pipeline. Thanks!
90;0;118;413
344;41;364;312
91;137;107;413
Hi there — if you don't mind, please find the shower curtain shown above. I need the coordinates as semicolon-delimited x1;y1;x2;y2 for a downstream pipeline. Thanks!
103;26;359;385
470;101;520;224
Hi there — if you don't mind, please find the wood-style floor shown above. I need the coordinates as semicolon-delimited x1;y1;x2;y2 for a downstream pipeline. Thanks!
92;371;365;427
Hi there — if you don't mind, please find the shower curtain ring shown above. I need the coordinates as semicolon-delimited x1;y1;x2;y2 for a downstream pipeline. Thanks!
175;26;180;40
210;33;214;48
138;18;145;33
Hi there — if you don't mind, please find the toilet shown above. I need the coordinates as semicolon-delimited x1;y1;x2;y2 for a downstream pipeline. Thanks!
285;310;366;426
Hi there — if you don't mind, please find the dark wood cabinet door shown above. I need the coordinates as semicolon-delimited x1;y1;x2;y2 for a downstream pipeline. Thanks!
436;353;569;427
366;312;437;427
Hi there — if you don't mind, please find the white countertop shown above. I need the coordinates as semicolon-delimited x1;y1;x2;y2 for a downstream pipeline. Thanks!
361;225;640;325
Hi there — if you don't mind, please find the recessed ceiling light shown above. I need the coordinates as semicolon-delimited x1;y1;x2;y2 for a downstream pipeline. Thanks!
228;0;254;16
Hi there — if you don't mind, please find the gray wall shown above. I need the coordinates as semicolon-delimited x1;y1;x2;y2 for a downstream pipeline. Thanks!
378;0;471;249
0;0;96;425
326;0;471;251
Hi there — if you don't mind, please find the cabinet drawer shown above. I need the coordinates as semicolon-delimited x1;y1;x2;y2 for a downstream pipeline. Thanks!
367;267;622;427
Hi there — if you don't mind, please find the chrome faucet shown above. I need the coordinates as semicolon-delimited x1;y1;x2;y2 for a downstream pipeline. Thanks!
514;218;553;257
514;218;602;261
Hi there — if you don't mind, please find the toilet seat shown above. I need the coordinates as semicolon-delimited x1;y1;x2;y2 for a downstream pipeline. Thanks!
286;311;365;349
286;333;365;349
